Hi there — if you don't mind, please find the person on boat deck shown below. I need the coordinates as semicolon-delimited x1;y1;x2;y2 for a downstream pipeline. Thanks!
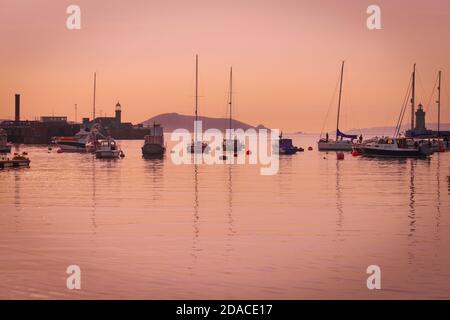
325;132;329;142
359;134;363;144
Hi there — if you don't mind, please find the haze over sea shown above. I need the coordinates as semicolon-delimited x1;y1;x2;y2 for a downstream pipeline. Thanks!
1;134;450;299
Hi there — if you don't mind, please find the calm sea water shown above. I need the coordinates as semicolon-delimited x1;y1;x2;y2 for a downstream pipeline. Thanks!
1;134;450;299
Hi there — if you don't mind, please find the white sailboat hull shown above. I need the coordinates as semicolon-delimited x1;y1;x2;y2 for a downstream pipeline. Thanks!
318;141;355;151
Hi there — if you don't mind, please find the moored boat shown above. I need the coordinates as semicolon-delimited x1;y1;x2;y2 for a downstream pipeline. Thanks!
187;55;209;154
142;123;166;157
276;132;302;155
222;67;244;154
85;126;105;153
318;61;359;151
95;138;123;159
54;128;91;152
318;135;356;151
0;152;30;169
188;141;210;154
0;129;12;153
359;137;432;158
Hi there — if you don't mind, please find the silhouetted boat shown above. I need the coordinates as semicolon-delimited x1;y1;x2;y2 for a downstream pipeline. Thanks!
357;64;432;158
142;123;166;157
0;152;30;169
0;129;11;153
358;137;432;158
222;67;244;154
188;55;209;154
318;61;357;151
277;132;302;155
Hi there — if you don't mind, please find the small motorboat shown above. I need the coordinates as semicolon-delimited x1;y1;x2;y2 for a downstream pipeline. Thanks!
142;123;166;157
276;133;301;155
359;137;432;158
95;138;123;159
54;128;91;152
187;141;210;154
0;129;12;153
0;152;30;169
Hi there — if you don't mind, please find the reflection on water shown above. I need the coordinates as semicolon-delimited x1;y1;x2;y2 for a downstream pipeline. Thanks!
336;160;343;231
1;136;450;299
191;162;200;266
409;160;416;238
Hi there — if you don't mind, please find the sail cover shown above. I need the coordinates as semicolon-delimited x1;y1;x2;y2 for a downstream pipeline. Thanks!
336;129;357;140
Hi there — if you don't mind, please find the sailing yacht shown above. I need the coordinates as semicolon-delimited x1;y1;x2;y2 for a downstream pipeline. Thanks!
188;55;209;154
318;61;358;151
56;72;101;152
358;64;432;158
222;67;244;154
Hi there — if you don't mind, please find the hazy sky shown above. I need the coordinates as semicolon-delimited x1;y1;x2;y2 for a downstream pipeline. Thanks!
1;0;449;132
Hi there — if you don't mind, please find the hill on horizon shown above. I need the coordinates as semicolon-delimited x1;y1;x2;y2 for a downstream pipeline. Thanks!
142;113;268;132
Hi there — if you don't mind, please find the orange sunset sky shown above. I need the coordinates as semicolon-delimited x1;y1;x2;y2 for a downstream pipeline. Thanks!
0;0;449;132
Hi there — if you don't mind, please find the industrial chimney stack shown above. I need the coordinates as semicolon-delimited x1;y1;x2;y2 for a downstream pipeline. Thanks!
15;94;20;122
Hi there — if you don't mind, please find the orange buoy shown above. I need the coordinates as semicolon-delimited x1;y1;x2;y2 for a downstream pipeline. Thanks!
351;150;360;157
308;146;313;151
337;152;344;160
57;149;63;153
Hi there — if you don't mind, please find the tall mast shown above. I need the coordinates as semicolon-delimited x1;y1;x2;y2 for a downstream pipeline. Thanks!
228;67;233;141
335;61;345;141
437;70;441;139
411;63;416;131
93;72;97;121
195;55;198;122
195;55;198;142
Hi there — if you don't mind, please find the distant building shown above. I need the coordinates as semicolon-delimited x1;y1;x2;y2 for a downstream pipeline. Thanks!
41;116;68;123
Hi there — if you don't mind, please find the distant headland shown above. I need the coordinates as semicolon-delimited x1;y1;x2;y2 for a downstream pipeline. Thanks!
142;113;268;132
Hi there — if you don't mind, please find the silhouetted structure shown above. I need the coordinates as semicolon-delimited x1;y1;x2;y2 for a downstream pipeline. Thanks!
406;103;450;138
0;95;150;143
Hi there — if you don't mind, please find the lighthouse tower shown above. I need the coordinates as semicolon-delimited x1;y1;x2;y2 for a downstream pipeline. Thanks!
115;101;122;124
414;103;426;132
